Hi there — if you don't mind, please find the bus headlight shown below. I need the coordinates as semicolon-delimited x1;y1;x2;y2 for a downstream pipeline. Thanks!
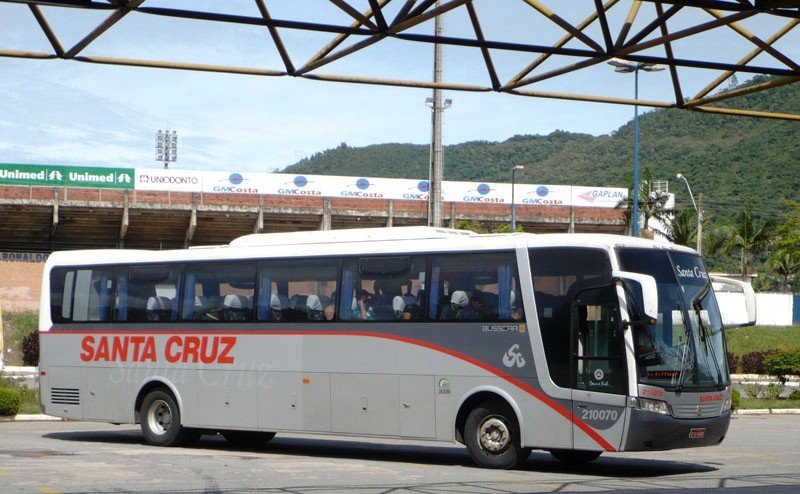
637;397;671;415
721;397;732;413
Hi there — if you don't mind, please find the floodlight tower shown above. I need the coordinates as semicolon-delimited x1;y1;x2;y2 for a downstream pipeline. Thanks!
156;129;178;169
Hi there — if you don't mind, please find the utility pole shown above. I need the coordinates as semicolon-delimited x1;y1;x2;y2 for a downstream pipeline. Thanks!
427;2;447;228
697;192;703;255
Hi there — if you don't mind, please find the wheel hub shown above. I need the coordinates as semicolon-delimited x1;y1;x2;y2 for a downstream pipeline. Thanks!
478;416;511;454
147;399;172;436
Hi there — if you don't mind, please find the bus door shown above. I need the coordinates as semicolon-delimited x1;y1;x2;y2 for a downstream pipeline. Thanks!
569;284;628;450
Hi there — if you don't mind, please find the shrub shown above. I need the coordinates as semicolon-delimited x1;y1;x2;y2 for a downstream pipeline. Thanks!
741;350;780;374
790;389;800;400
731;389;741;410
0;388;21;416
21;330;39;366
764;350;800;384
727;352;740;374
765;383;782;400
743;384;760;398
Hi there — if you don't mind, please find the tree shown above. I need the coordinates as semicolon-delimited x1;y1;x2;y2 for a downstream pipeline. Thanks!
710;205;775;278
666;207;696;247
615;167;671;237
766;250;800;293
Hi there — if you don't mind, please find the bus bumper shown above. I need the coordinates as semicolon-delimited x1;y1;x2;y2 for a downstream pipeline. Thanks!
623;409;731;451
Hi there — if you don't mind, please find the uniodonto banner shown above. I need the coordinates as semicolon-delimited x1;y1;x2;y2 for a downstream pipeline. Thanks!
0;163;134;189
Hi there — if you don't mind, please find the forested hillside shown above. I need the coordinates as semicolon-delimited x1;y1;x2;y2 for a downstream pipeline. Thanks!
286;76;800;223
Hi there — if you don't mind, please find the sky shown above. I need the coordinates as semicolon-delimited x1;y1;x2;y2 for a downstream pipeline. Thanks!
0;1;798;175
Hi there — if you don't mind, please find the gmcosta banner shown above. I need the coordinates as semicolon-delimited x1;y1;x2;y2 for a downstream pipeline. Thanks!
0;163;134;189
265;174;430;201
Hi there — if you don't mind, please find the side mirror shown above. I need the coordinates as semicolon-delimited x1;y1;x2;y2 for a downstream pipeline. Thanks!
612;270;659;325
711;275;757;328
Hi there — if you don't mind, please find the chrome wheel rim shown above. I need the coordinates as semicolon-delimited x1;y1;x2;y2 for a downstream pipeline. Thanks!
147;399;172;436
478;416;511;454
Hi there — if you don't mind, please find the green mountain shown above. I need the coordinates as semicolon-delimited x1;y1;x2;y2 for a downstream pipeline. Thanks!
286;76;800;223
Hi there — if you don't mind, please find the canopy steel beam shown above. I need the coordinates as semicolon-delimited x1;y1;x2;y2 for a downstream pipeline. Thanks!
0;0;798;120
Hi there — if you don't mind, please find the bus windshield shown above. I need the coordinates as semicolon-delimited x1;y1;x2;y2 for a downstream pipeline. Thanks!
616;248;729;390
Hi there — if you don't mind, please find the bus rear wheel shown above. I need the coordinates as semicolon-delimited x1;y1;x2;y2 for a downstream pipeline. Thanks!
464;399;530;469
140;389;193;446
222;430;276;448
549;449;602;465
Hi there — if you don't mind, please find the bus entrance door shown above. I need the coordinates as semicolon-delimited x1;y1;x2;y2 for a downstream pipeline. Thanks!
570;285;628;451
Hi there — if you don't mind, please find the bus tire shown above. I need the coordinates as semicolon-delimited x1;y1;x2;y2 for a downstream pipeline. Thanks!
222;430;276;448
140;389;192;447
549;449;602;465
464;399;530;469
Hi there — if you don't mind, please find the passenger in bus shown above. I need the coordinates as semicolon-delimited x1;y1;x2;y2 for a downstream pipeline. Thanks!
355;289;376;320
269;294;285;321
223;294;251;321
439;290;470;320
146;296;173;322
306;294;325;321
402;302;423;321
324;291;337;321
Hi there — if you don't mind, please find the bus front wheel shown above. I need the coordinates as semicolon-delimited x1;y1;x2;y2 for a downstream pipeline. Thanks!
464;399;530;469
140;389;193;446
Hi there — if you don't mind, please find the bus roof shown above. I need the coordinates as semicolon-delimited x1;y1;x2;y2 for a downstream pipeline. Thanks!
43;227;697;268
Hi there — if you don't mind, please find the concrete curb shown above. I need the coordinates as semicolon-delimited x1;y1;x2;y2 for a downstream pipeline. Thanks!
0;414;64;422
734;408;800;415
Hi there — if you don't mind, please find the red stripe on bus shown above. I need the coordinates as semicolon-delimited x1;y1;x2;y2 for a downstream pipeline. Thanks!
43;328;617;452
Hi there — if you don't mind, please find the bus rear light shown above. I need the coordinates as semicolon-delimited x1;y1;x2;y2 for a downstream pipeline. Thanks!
637;397;670;415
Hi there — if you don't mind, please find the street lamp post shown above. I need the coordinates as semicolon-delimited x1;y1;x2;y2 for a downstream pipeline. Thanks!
156;129;177;169
676;173;703;254
511;165;524;232
608;58;664;237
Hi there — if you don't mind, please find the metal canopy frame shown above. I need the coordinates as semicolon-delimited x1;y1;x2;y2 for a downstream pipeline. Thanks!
2;0;800;120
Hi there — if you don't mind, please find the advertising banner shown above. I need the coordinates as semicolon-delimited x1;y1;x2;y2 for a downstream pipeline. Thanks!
0;163;134;189
571;186;628;209
442;181;508;204
201;171;270;194
135;168;203;192
515;184;571;206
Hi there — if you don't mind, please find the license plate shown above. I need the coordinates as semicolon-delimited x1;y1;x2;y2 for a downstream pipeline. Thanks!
689;428;706;439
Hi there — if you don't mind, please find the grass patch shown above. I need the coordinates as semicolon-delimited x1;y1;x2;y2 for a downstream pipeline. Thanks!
17;388;41;414
725;325;800;356
740;398;800;410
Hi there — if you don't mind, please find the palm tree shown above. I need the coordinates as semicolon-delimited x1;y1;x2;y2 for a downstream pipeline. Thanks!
615;167;671;237
666;207;696;247
767;249;800;293
710;206;775;278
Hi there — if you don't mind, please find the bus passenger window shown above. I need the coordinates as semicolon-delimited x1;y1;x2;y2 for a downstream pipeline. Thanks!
340;256;426;322
429;252;522;323
256;259;338;323
51;268;114;323
115;265;180;323
181;263;255;323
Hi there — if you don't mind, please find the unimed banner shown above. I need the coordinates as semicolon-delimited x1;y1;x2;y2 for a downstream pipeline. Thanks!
0;163;134;189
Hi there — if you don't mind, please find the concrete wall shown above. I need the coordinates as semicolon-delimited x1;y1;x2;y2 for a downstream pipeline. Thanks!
0;260;44;312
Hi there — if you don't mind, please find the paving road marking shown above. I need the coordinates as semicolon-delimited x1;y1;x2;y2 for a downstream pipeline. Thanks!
0;468;12;477
38;488;61;494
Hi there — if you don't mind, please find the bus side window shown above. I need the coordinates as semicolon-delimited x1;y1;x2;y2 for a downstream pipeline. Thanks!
115;265;180;323
181;263;255;323
257;259;338;323
340;256;426;322
54;268;114;323
429;252;522;322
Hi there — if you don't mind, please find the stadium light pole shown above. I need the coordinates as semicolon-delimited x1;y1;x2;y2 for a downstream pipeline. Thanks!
426;1;451;228
156;129;178;169
510;165;524;232
676;173;703;255
608;58;664;237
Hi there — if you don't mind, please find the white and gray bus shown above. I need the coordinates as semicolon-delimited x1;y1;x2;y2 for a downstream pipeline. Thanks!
38;226;755;469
